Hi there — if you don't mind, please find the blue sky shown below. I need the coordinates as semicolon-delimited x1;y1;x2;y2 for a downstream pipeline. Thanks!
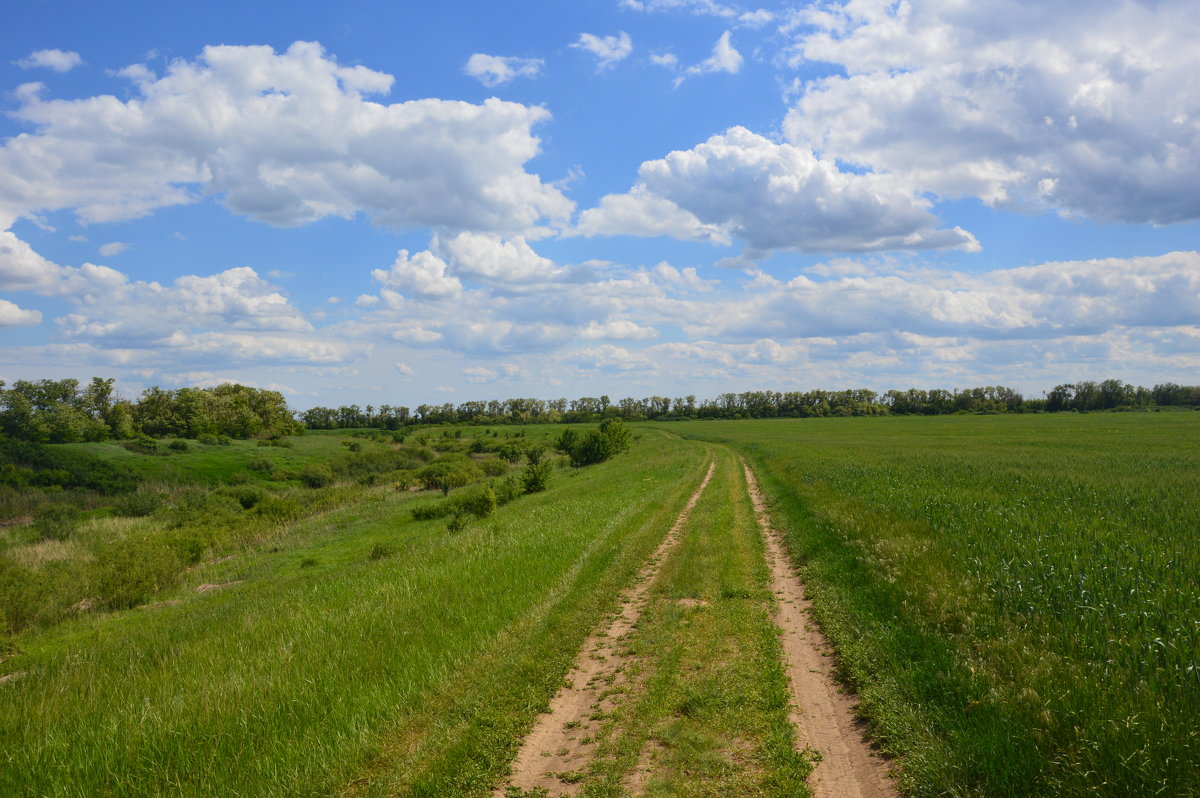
2;0;1198;407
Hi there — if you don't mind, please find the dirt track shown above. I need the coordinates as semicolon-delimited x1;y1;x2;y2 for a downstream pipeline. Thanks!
494;460;716;797
742;460;897;798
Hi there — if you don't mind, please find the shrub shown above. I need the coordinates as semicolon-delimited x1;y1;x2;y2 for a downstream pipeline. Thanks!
521;461;553;494
368;542;396;561
299;463;334;488
526;445;546;465
198;433;233;446
479;458;509;477
498;444;524;464
553;428;578;454
470;439;486;453
459;484;497;519
568;419;633;467
33;503;80;541
415;455;483;496
253;495;302;522
220;484;269;510
248;455;274;474
93;533;183;610
168;439;189;452
494;476;523;506
121;435;160;455
446;512;468;534
112;489;163;517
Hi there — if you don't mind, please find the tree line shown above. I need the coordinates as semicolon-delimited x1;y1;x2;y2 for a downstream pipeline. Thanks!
3;377;1197;442
300;380;1200;429
0;379;301;443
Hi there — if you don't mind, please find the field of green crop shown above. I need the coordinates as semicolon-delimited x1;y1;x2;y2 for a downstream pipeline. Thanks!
669;412;1200;796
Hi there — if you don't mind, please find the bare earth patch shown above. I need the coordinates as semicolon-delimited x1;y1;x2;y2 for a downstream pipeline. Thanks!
495;460;716;797
196;580;244;594
742;460;897;798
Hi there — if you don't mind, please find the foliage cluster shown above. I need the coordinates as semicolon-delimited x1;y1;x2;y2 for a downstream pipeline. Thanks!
0;378;300;444
555;418;632;466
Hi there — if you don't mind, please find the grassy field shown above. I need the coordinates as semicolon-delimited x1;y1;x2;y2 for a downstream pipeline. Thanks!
669;412;1200;796
0;426;709;796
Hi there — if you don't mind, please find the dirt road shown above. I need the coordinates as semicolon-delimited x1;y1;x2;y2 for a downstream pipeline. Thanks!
743;460;897;798
494;460;716;797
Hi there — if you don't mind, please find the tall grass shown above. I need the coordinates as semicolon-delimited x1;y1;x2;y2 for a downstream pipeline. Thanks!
672;413;1200;796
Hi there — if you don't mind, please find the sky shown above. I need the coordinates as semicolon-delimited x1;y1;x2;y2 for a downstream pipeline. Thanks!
1;0;1198;408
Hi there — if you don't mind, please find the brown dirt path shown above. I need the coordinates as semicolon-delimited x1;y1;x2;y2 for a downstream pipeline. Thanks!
494;460;716;797
742;460;898;798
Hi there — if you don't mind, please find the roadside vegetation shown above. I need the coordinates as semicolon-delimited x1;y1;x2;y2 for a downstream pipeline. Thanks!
673;413;1200;797
0;419;701;797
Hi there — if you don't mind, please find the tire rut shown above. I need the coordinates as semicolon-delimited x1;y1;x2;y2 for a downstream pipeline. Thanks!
742;459;898;798
494;460;716;797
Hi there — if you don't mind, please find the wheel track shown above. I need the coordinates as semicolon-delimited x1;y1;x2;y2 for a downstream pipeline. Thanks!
742;459;897;798
493;459;716;797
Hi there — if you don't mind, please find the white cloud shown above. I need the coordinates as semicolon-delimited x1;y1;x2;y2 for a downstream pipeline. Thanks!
394;361;414;375
619;0;737;18
580;319;659;340
98;241;128;257
571;32;633;70
432;232;559;283
782;0;1200;224
0;230;125;295
738;9;773;27
689;251;1200;342
680;31;743;83
1;41;571;235
650;53;678;68
577;126;978;254
16;49;82;72
463;366;496;383
464;53;543;87
371;249;462;299
0;299;42;327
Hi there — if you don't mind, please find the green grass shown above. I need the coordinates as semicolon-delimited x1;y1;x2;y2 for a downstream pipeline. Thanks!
668;413;1200;796
0;429;707;797
581;446;811;797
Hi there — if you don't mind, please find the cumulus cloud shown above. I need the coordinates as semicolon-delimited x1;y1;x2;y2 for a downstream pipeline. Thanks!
782;0;1200;224
0;41;571;234
16;49;82;72
577;127;978;254
371;249;462;299
580;319;659;340
432;232;559;283
619;0;737;18
0;299;42;327
464;53;543;87
571;32;633;70
98;242;128;257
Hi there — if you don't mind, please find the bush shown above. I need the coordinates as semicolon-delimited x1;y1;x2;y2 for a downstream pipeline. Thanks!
299;463;334;488
498;444;524;464
93;533;183;610
121;435;160;455
253;495;302;522
112;490;163;517
415;455;483;496
248;455;274;474
446;513;468;534
494;476;523;506
479;458;509;477
33;503;80;541
219;484;269;510
568;419;633;467
526;445;545;465
198;433;233;446
368;542;396;561
521;461;553;494
168;439;189;452
459;484;497;519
